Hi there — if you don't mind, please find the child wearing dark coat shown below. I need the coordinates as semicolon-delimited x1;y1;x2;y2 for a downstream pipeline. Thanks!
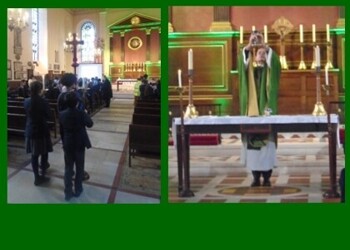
59;92;93;201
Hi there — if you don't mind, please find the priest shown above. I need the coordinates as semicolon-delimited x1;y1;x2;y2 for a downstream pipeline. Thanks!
238;30;281;187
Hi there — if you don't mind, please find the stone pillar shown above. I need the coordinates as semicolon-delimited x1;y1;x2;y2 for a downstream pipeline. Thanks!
209;7;232;31
120;32;125;62
109;35;113;63
158;28;161;61
146;29;151;61
99;11;107;74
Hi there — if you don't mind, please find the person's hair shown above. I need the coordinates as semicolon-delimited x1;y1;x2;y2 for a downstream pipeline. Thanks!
65;91;78;108
60;73;77;87
29;81;44;129
30;81;43;97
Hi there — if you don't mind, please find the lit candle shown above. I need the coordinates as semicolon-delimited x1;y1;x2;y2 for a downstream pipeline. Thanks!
252;26;255;32
178;69;182;87
315;45;320;67
326;24;330;42
299;24;304;43
264;25;268;43
188;49;193;71
312;24;316;43
240;26;243;44
325;65;329;85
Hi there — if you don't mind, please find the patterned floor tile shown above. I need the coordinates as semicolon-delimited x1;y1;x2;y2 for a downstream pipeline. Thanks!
169;132;344;203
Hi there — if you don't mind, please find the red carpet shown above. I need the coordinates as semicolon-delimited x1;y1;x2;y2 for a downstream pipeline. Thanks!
168;134;220;146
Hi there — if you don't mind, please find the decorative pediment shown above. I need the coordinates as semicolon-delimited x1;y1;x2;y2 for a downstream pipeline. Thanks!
109;12;160;32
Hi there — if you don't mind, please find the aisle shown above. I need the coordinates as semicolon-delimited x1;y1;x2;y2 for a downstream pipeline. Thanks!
7;93;159;204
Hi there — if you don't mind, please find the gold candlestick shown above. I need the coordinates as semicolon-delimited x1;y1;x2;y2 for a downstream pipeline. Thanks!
298;43;307;70
312;67;327;116
176;86;195;197
326;41;334;69
311;43;317;69
184;71;198;118
176;86;185;194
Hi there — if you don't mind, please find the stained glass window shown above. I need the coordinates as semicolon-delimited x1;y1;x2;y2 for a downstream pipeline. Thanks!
81;21;96;63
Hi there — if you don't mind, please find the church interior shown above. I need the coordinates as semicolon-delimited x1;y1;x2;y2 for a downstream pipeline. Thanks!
7;8;161;203
168;6;345;203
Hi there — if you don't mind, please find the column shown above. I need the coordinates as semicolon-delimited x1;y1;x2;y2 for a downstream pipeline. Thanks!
146;29;151;62
158;28;161;61
109;35;113;63
99;11;107;74
209;7;232;31
120;32;125;62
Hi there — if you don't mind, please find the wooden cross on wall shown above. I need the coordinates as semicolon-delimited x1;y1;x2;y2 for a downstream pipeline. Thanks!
65;33;84;75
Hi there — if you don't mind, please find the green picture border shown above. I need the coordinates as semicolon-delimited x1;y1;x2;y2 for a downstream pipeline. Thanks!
1;1;349;248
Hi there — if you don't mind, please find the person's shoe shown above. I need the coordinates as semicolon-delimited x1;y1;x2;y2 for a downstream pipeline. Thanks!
39;163;50;175
251;180;261;187
262;180;271;187
73;191;83;197
83;171;90;181
65;193;74;201
40;163;50;170
34;176;50;186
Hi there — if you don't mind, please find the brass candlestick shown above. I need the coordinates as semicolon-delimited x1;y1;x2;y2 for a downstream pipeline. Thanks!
176;85;195;197
176;86;185;194
312;66;327;116
298;43;307;70
326;41;334;69
184;70;198;118
311;43;317;69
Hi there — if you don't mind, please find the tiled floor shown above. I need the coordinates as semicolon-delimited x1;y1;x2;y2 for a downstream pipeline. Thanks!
7;92;160;204
168;133;344;203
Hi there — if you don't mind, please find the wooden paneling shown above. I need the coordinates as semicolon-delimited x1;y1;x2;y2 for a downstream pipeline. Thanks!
169;32;343;117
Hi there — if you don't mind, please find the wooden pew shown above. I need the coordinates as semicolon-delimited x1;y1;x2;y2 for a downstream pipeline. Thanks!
8;113;26;136
8;100;24;106
128;124;160;167
7;106;58;138
134;100;160;109
132;114;160;126
134;107;160;115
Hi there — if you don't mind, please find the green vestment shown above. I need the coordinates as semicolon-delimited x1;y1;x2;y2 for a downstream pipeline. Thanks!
238;48;281;116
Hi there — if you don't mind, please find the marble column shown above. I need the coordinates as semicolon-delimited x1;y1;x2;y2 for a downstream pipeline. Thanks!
99;10;107;74
120;32;125;62
146;29;151;61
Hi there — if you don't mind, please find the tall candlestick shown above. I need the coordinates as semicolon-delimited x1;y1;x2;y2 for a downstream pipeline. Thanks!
312;24;316;43
240;26;243;44
188;49;193;71
264;25;268;43
326;24;330;42
178;69;182;87
315;45;320;67
325;65;329;85
252;25;255;32
299;24;304;43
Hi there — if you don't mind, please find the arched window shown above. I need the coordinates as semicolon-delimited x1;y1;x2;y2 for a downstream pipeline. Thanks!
80;21;96;63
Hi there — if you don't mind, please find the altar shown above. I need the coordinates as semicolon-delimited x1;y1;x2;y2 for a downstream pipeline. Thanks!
172;114;339;198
